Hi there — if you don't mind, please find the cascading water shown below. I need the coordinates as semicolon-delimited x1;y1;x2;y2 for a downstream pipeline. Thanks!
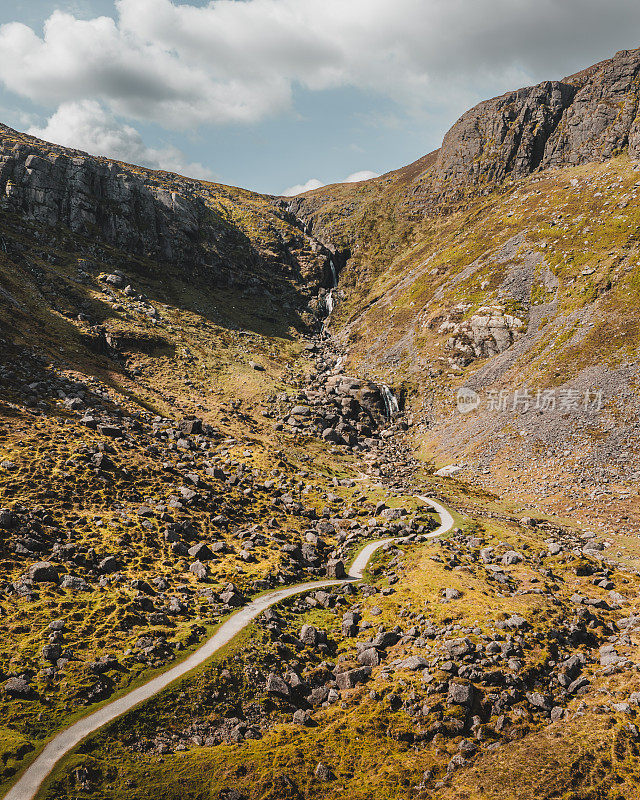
380;383;400;419
324;290;335;316
322;258;338;319
329;259;338;288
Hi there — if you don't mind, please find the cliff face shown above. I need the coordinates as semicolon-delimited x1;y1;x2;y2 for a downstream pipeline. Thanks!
432;47;640;200
0;125;328;299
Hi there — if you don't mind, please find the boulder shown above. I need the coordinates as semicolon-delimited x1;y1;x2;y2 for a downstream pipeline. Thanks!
526;692;552;711
28;562;59;583
42;644;62;663
335;666;372;690
444;637;474;658
326;559;346;579
220;587;244;607
372;630;399;648
357;648;380;667
60;575;89;592
188;543;214;561
4;676;32;698
98;556;120;574
502;550;523;565
300;624;321;647
399;656;429;671
265;673;290;698
189;561;208;580
314;763;334;781
448;682;474;706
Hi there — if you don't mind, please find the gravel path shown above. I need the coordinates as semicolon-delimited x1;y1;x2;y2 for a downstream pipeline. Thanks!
2;496;454;800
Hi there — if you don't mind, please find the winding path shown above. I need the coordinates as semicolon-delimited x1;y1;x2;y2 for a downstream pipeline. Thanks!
3;496;453;800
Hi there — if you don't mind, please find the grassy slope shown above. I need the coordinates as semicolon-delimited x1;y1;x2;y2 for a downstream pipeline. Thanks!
293;155;640;539
36;494;640;800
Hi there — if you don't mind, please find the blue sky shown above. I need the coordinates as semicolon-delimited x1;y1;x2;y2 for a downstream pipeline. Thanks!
0;1;639;195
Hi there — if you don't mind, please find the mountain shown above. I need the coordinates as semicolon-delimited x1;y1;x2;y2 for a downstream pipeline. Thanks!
1;47;640;800
286;46;640;539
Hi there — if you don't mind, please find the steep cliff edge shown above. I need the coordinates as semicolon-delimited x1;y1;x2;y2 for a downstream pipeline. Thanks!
0;123;330;305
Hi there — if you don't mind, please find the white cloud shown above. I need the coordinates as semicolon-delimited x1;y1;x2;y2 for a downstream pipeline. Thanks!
28;100;216;179
281;170;379;196
281;177;325;196
344;170;379;183
1;0;639;135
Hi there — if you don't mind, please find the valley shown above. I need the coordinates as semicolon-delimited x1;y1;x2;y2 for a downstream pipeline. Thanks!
1;45;640;800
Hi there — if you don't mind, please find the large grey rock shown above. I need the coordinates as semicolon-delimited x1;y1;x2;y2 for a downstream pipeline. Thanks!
444;637;474;658
357;648;380;667
188;543;214;561
335;666;371;690
314;762;334;781
189;561;208;580
399;656;429;671
60;575;89;592
98;556;120;574
265;673;290;698
526;692;553;711
4;676;32;698
300;624;321;646
448;682;474;706
326;559;345;579
28;562;59;583
372;630;399;649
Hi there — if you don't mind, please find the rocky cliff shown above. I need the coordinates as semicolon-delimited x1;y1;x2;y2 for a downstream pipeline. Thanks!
0;124;329;302
287;47;640;243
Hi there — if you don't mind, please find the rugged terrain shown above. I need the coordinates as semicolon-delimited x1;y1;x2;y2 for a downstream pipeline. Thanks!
1;46;640;800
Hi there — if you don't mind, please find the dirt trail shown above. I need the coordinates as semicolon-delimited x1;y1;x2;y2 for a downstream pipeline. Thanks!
2;497;454;800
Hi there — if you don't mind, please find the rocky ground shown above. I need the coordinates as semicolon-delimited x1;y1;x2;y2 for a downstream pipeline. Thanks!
8;325;640;800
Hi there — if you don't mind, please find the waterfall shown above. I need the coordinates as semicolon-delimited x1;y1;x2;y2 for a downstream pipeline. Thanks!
329;259;338;288
380;384;400;419
324;290;335;316
320;256;339;322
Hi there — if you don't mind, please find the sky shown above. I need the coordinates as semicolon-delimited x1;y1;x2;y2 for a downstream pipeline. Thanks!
0;1;639;195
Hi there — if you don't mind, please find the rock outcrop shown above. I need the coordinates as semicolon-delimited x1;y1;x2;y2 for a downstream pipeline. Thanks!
437;304;527;368
286;47;640;239
431;48;640;201
0;125;329;295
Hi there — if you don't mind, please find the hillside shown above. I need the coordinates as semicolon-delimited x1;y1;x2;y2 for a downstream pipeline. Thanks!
1;46;640;800
286;46;640;541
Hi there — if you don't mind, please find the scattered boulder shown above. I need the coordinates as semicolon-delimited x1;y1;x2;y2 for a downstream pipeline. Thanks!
28;562;59;583
4;676;32;698
61;575;89;592
326;559;346;579
314;763;334;781
448;682;474;706
189;561;208;580
265;674;290;698
335;666;372;690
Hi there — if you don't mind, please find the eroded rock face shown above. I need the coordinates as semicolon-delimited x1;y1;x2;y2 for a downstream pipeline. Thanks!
438;305;526;368
433;81;577;193
0;125;329;292
288;48;640;245
431;48;640;201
